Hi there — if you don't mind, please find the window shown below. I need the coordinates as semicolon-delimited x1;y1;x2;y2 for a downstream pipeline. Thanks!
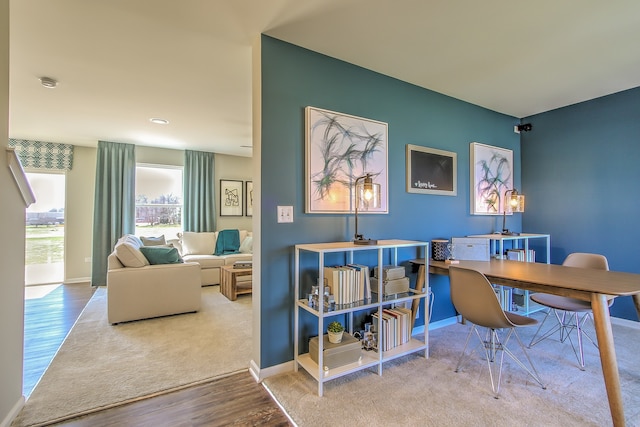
25;172;65;285
135;165;183;240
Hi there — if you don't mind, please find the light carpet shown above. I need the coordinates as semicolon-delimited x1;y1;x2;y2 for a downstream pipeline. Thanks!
13;286;252;427
265;316;640;426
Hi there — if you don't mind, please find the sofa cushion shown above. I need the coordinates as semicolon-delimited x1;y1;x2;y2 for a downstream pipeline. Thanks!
239;235;253;253
114;235;149;268
182;231;217;255
140;235;166;246
183;254;227;268
140;246;183;265
223;253;253;265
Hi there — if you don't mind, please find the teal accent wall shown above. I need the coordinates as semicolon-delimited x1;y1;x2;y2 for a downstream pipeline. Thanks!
260;35;521;368
521;86;640;321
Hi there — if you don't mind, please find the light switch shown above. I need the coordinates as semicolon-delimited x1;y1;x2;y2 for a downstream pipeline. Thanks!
277;206;293;223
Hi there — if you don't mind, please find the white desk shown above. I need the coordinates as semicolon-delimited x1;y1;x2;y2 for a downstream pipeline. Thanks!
467;233;550;264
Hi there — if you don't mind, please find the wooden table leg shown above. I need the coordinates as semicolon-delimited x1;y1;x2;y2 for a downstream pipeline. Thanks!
591;292;625;427
410;264;425;331
632;293;640;321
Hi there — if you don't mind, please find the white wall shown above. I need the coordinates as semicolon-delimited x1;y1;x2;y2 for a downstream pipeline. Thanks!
0;0;27;424
64;146;96;282
215;153;252;231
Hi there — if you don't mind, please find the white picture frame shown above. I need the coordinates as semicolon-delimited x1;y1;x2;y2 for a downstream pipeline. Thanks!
470;142;514;215
305;106;388;214
406;144;457;196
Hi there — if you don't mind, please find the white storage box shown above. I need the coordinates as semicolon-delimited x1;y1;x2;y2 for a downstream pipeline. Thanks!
451;237;490;261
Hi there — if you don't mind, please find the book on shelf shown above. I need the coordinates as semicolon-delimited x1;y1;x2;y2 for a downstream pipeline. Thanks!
372;306;412;351
323;264;371;306
506;249;535;262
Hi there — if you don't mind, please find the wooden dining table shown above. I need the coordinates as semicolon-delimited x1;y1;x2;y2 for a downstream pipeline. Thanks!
424;259;640;427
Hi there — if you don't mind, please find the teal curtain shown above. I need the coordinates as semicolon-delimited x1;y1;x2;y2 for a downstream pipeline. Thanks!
183;150;216;232
91;141;136;286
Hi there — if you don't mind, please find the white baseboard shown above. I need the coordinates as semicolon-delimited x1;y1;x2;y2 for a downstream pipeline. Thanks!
611;316;640;330
0;395;25;427
249;359;295;382
411;315;459;336
63;277;91;285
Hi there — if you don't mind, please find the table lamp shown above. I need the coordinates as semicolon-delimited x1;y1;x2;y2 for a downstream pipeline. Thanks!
353;173;380;245
502;188;525;236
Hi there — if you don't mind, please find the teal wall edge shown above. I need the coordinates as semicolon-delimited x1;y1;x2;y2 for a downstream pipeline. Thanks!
260;35;522;368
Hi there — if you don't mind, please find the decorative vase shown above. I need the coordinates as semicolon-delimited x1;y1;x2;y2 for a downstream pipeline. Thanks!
328;330;343;344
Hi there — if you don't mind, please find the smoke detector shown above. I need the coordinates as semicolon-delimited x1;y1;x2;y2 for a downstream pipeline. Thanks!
39;77;58;89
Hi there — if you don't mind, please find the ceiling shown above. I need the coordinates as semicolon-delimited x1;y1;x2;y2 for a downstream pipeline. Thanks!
9;1;640;157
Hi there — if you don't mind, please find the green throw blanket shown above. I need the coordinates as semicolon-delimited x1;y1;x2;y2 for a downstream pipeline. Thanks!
214;229;241;255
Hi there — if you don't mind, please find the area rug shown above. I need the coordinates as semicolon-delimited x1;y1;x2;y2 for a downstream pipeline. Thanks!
265;316;640;426
13;286;252;427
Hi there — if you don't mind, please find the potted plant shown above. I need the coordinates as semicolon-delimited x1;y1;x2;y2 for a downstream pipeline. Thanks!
327;321;345;344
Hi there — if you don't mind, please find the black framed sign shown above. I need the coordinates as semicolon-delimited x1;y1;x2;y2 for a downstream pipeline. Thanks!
406;144;457;196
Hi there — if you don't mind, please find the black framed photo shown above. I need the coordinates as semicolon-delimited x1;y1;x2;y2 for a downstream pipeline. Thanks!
245;181;253;216
220;179;243;216
406;144;457;196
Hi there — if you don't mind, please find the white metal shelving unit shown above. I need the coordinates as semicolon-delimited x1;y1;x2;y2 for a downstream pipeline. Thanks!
294;239;429;396
467;233;551;315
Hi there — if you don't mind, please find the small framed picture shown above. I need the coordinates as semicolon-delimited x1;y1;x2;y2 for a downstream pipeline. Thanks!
406;144;457;196
220;179;243;216
245;181;253;216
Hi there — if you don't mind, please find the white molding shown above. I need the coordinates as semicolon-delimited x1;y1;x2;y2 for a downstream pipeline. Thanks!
0;395;25;427
411;315;459;336
6;148;35;207
249;359;294;382
611;316;640;330
63;277;91;285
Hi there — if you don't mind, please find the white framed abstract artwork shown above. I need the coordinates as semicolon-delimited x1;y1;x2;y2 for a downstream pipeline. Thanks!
470;142;513;215
305;106;388;214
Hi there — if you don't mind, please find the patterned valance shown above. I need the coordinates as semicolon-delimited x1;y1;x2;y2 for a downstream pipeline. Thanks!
8;139;74;170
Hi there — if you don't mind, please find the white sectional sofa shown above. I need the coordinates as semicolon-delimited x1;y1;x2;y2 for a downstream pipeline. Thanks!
168;229;253;286
107;234;201;324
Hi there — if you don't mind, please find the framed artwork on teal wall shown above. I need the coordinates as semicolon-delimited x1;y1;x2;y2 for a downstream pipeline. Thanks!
305;106;388;214
406;144;457;196
470;142;513;215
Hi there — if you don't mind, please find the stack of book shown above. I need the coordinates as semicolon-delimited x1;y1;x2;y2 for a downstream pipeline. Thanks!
233;260;253;269
323;264;372;306
372;307;412;351
506;249;535;262
371;265;410;296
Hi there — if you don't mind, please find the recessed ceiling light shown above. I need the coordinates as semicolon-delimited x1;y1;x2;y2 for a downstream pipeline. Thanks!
150;118;169;125
39;76;57;88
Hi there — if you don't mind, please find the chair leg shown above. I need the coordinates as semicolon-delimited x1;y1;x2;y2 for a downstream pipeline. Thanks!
529;308;562;348
455;325;480;373
533;308;597;370
461;326;545;399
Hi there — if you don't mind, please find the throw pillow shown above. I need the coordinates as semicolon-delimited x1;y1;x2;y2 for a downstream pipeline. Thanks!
239;236;253;253
140;235;166;246
114;236;149;268
140;246;183;265
181;231;217;255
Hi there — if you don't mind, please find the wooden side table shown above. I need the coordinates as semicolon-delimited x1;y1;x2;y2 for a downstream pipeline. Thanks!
220;265;252;301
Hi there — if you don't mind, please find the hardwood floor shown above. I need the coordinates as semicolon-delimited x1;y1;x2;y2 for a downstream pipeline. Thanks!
23;283;96;397
23;283;293;426
52;372;292;426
